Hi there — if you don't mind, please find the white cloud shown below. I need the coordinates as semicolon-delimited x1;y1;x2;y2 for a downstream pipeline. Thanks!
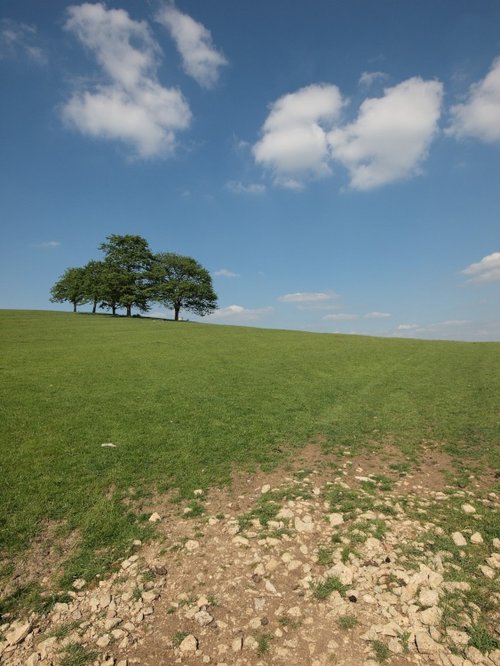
448;57;500;142
323;313;358;321
253;84;345;187
329;77;443;190
62;3;191;159
365;311;391;319
462;252;500;283
254;77;442;191
278;291;337;303
156;5;227;88
0;18;47;65
225;181;266;195
209;305;273;321
359;71;388;88
214;269;239;278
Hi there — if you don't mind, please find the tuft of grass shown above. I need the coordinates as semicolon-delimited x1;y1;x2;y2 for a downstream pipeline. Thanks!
311;576;347;600
337;614;358;630
467;624;500;653
317;546;333;566
371;640;390;663
60;643;97;666
172;631;188;647
257;632;273;655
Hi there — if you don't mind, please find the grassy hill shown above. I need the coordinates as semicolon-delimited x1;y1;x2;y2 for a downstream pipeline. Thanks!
1;309;499;589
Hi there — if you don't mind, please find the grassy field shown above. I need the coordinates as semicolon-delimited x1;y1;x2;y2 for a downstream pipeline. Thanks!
1;309;499;591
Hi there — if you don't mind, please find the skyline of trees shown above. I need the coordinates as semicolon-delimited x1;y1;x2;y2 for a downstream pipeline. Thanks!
50;234;218;320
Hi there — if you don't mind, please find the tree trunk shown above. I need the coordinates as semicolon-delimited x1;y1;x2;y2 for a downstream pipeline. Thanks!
73;302;77;313
174;305;180;321
92;299;97;314
126;305;132;317
112;304;116;316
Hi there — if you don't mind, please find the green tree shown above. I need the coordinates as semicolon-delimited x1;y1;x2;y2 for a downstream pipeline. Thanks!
50;267;88;313
82;260;107;314
149;253;217;321
99;235;153;316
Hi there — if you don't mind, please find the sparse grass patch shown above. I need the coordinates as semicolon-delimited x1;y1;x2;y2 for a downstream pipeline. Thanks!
371;639;390;663
337;614;358;630
172;631;188;647
311;575;347;600
467;623;500;653
60;643;97;666
257;632;273;655
317;546;333;565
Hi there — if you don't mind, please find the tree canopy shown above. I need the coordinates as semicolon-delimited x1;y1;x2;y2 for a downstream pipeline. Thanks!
49;235;218;320
149;253;218;321
50;267;88;313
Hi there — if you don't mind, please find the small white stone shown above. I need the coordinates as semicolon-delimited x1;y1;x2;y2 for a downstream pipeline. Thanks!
419;589;439;607
479;565;495;579
148;512;161;523
470;532;483;544
328;513;344;527
452;532;467;547
72;578;86;590
179;634;198;653
462;503;476;514
5;621;31;646
261;484;271;494
185;540;199;551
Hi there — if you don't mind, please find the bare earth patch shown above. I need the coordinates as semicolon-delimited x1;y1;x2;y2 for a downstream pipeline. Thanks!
1;444;499;666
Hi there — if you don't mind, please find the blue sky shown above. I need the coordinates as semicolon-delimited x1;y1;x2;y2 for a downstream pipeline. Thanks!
1;0;499;340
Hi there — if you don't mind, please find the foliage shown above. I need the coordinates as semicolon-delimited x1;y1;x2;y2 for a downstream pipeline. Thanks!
50;267;88;312
149;252;217;320
99;234;153;316
49;236;217;318
81;260;107;314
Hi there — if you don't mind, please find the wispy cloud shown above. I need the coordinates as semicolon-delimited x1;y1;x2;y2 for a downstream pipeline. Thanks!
365;311;391;319
448;56;500;143
253;84;345;188
33;240;61;248
462;252;500;283
62;3;191;159
329;77;443;190
323;313;358;321
214;268;239;278
225;181;266;195
209;304;273;321
358;71;388;88
156;5;227;88
397;320;471;335
0;18;47;65
278;291;338;304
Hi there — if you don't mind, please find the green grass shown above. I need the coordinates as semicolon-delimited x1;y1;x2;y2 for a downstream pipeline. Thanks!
371;639;390;663
311;575;348;600
1;309;499;591
337;614;358;630
60;643;97;666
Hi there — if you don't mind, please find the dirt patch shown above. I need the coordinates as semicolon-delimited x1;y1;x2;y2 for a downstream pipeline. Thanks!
1;441;499;666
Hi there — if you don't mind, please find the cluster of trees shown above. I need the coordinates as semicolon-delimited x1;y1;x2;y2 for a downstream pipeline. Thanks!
50;234;218;320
